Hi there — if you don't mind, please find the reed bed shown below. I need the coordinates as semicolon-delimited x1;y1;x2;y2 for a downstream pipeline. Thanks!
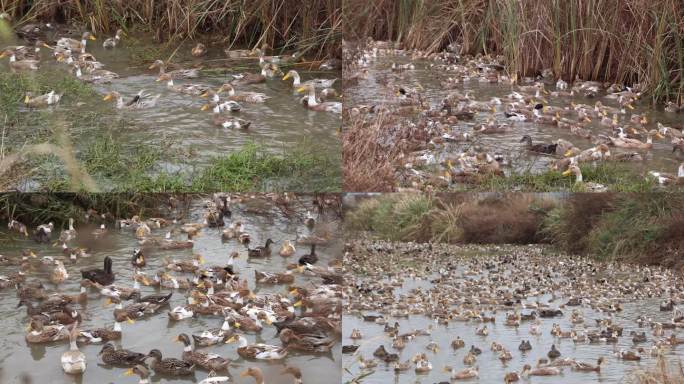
346;0;684;104
1;0;341;58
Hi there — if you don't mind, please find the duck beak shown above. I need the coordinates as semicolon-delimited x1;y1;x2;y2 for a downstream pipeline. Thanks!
200;104;209;111
127;317;135;324
240;371;250;378
225;336;236;344
296;87;306;93
155;77;161;82
233;322;241;329
43;43;52;49
282;73;290;81
147;63;156;69
0;52;5;59
564;150;573;157
562;169;572;176
124;368;134;376
24;95;30;103
103;94;112;101
656;133;665;139
89;35;97;41
627;104;635;110
200;92;209;98
293;300;303;307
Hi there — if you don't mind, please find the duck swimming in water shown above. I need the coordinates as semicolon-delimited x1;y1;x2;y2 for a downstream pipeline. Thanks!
81;256;114;285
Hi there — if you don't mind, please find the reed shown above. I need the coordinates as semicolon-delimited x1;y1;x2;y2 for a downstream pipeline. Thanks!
346;0;684;103
0;0;341;58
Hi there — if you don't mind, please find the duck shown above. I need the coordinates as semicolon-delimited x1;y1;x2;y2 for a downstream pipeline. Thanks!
298;244;318;265
616;349;641;361
130;248;145;268
573;357;604;372
51;260;69;285
444;366;479;380
157;73;210;95
123;364;150;384
98;342;147;367
475;119;510;134
520;135;557;154
283;70;337;88
34;222;53;243
608;130;661;149
227;334;288;360
77;314;127;344
204;103;251;129
562;165;608;192
247;238;274;257
522;364;561;376
230;72;266;85
207;84;270;103
296;84;341;113
192;317;234;347
279;240;296;257
260;62;283;78
648;163;684;185
192;43;207;57
61;324;86;374
518;340;532;351
547;344;561;359
25;319;69;343
224;47;257;59
281;366;303;384
24;90;62;107
145;349;195;376
103;90;161;109
279;328;336;353
148;59;200;79
198;371;231;384
81;256;114;285
255;270;295;284
504;371;520;383
0;49;40;70
176;333;230;371
240;367;266;384
57;32;96;53
103;29;124;48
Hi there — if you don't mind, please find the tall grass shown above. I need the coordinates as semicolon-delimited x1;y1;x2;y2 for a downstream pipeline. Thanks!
1;0;341;58
346;0;684;103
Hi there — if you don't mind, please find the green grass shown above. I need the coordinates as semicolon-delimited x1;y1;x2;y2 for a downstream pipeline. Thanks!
73;135;341;192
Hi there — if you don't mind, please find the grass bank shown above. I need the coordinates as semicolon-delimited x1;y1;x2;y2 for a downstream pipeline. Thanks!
626;357;684;384
1;0;341;58
346;0;684;104
79;139;341;193
345;192;684;268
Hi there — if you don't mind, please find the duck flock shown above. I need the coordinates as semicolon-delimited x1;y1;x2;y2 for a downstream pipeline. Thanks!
343;240;684;383
0;21;341;132
343;39;684;191
0;194;343;383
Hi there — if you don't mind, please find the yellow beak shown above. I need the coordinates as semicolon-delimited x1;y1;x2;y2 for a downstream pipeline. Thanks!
240;371;249;378
564;150;573;157
24;95;30;103
282;74;290;81
627;104;635;110
293;300;302;307
296;87;307;93
656;133;665;139
200;104;209;111
148;64;156;69
127;318;135;324
103;94;112;101
89;35;97;41
0;52;5;59
562;169;572;176
155;78;161;82
200;92;209;98
124;369;134;376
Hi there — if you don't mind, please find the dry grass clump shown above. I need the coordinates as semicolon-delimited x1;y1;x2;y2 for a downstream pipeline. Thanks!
342;114;401;192
626;357;684;384
346;0;684;103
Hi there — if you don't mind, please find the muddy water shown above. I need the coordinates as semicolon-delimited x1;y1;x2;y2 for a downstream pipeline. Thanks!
0;34;340;189
343;244;684;384
346;54;684;177
0;197;341;383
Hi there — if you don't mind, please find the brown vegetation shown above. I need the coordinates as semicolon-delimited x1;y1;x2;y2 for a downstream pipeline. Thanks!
346;0;684;103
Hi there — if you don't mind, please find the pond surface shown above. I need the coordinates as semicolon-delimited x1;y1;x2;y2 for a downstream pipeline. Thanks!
0;195;341;383
0;32;340;190
343;241;684;384
345;51;684;181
